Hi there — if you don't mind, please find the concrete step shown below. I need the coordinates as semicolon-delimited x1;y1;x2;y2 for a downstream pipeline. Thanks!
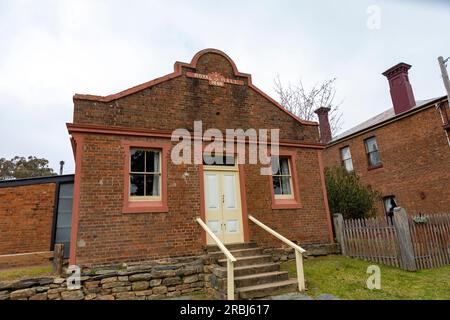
206;242;258;253
212;262;281;278
208;247;264;261
217;254;272;267
235;271;290;288
237;279;299;299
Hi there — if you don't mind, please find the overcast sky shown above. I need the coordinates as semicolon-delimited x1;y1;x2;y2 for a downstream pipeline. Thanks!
1;0;449;174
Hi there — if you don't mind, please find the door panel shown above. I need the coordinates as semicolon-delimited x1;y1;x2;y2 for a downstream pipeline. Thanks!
204;169;244;245
205;173;220;210
223;174;237;209
204;172;224;243
222;172;243;244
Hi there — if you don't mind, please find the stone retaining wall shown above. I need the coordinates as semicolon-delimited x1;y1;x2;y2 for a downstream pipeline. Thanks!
0;256;209;300
263;243;340;262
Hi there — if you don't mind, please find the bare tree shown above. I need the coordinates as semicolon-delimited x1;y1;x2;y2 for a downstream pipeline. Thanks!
274;75;344;135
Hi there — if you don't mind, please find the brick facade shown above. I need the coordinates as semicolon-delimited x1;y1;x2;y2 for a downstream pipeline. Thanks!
323;101;450;217
0;183;55;255
69;49;334;266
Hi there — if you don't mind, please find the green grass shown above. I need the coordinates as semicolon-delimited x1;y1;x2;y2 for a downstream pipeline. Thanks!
0;265;54;281
281;255;450;300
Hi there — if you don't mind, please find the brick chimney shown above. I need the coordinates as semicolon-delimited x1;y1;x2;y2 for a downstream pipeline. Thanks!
314;107;332;144
382;62;416;115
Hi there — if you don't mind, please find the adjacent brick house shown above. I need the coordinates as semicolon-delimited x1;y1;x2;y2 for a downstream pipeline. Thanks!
319;62;450;219
67;48;334;266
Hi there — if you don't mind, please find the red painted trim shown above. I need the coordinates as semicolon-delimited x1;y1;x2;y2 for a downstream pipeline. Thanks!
198;164;206;245
66;123;326;149
121;140;169;213
69;134;84;265
73;72;183;102
318;150;334;244
268;150;303;210
238;164;250;242
72;48;318;127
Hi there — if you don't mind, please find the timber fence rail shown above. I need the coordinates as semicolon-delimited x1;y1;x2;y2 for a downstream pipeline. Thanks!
333;208;450;271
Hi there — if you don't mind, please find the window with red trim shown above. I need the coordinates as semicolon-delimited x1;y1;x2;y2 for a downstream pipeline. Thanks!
122;142;168;213
272;156;294;200
270;154;301;209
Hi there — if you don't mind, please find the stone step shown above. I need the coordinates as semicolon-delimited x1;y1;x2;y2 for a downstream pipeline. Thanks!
208;247;264;261
234;271;289;288
212;262;281;278
212;270;289;292
205;242;258;253
217;255;272;267
237;279;299;299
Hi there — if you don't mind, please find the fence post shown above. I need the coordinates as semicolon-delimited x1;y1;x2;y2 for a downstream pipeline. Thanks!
53;244;64;275
333;213;346;256
393;207;417;271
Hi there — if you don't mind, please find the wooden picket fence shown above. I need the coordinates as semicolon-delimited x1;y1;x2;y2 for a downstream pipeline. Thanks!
410;213;450;269
333;208;450;271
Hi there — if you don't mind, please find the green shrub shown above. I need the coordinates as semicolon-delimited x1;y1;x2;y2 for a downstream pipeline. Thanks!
325;166;380;219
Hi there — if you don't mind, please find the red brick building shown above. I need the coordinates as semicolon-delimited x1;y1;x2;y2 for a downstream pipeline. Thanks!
0;175;74;268
319;62;450;219
67;49;334;267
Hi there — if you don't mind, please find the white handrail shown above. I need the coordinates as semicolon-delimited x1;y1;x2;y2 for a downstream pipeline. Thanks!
196;218;236;300
248;215;306;291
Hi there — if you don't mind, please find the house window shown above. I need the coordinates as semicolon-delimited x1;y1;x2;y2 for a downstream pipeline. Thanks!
364;137;381;168
269;153;301;209
383;196;397;222
340;146;353;172
272;156;294;199
122;141;168;214
129;149;161;200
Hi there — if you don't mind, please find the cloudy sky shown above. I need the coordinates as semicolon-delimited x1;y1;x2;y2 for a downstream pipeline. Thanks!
1;0;449;174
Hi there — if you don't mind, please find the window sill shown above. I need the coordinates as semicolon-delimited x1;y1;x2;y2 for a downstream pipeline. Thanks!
368;164;383;171
272;198;302;210
122;201;168;214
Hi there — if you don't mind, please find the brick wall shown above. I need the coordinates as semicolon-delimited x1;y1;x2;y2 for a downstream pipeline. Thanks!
0;183;55;255
323;104;450;216
244;148;332;248
74;135;333;266
72;50;333;266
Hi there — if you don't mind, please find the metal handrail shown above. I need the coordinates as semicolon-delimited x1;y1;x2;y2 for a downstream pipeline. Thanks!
196;218;236;300
248;215;306;291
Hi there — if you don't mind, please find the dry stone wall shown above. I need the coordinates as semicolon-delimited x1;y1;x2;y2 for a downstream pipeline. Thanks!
0;256;209;300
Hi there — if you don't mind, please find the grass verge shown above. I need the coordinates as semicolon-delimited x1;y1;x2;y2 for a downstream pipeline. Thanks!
281;255;450;300
0;265;54;281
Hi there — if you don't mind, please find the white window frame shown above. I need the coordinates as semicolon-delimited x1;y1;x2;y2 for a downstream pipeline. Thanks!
340;146;354;172
364;137;381;167
272;156;294;200
129;148;162;202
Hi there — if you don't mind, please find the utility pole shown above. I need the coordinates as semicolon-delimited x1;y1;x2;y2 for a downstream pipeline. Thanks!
438;56;450;102
437;56;450;147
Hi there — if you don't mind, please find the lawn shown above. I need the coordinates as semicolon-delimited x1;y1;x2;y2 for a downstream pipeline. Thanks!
0;265;54;281
281;255;450;300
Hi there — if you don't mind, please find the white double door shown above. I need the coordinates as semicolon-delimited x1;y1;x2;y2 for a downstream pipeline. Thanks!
204;168;244;244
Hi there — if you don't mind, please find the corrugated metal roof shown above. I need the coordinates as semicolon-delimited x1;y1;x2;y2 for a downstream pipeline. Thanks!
331;96;445;142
